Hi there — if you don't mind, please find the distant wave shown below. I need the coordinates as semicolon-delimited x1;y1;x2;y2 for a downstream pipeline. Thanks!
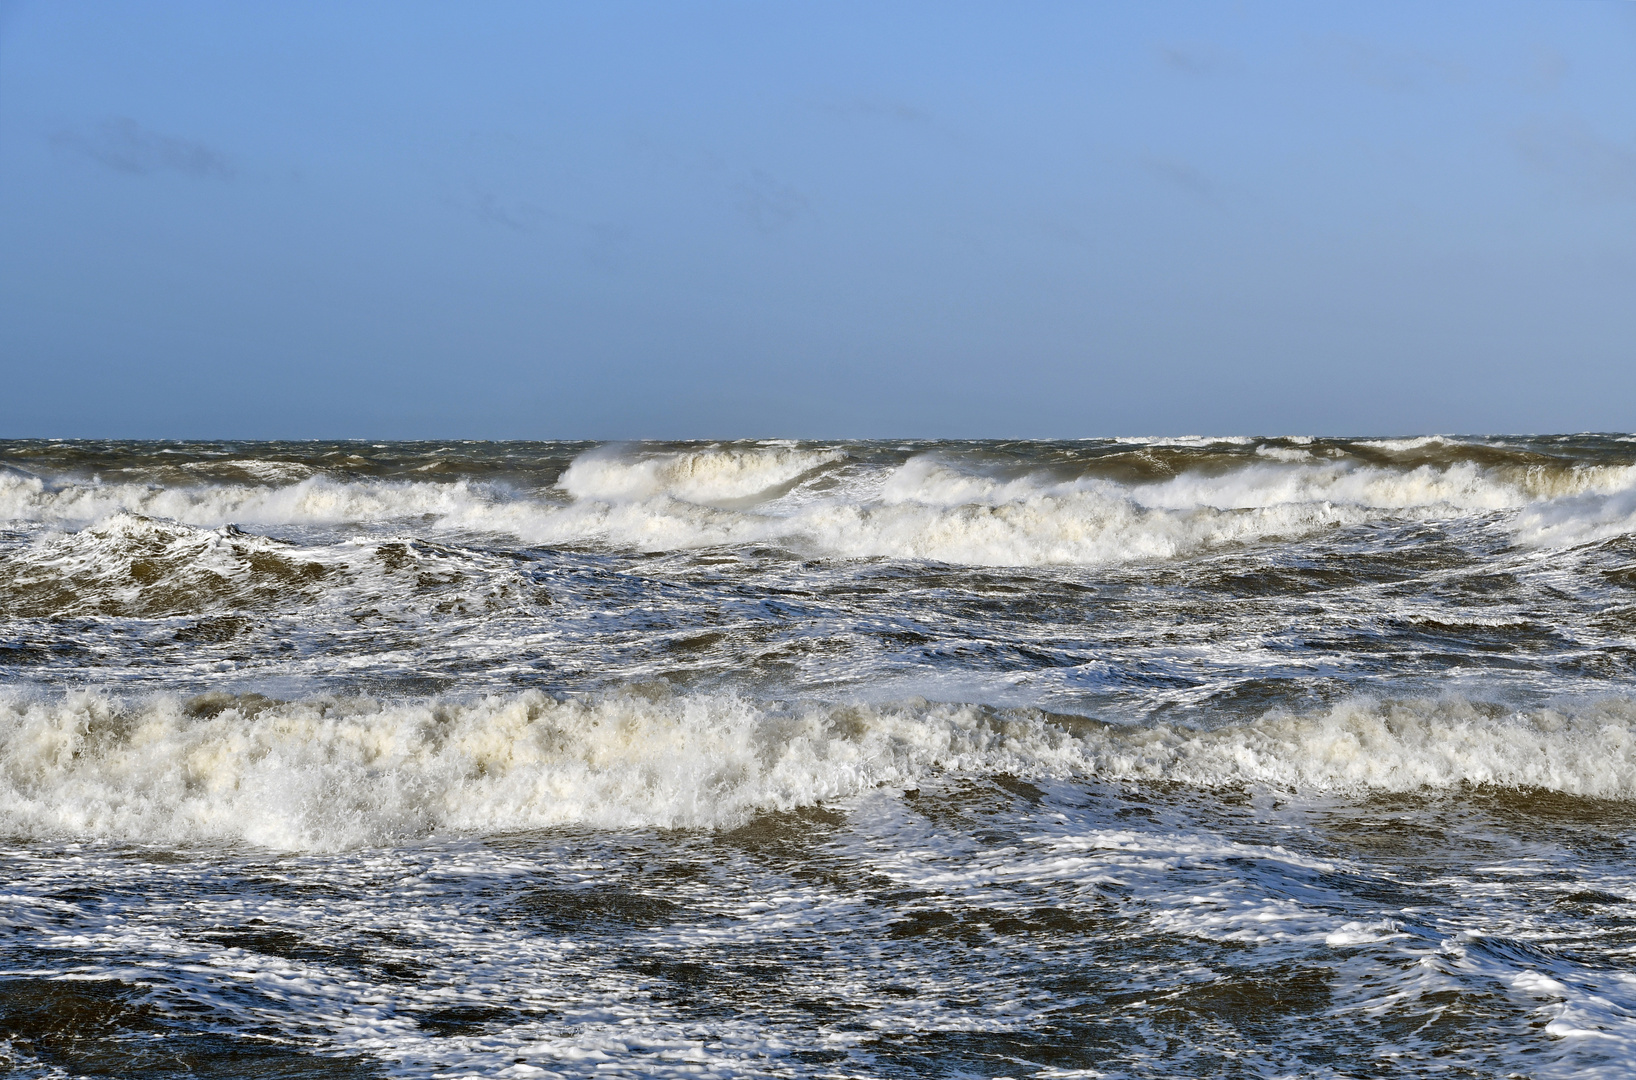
4;688;1635;850
5;442;1636;566
558;444;847;504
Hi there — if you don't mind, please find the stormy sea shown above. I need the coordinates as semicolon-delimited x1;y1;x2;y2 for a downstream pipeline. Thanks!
4;435;1636;1079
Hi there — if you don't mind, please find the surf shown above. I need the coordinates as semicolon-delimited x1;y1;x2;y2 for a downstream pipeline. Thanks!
6;687;1636;850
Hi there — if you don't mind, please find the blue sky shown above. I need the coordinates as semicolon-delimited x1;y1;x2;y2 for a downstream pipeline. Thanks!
1;1;1633;438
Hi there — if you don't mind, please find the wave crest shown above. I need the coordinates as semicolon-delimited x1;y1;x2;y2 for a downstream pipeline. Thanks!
0;512;332;618
4;690;1634;850
6;443;1636;566
558;445;846;505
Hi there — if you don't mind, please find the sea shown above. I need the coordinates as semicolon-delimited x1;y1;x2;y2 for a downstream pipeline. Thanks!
3;435;1636;1079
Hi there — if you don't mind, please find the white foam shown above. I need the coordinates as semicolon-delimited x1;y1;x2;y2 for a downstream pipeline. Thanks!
1512;487;1636;549
0;469;492;530
6;445;1636;568
0;691;1063;849
1127;459;1636;512
181;459;317;483
541;449;1636;563
1110;696;1636;796
0;513;323;613
1107;435;1259;447
1254;444;1316;463
557;444;846;505
0;511;539;627
1353;435;1468;452
5;691;1636;851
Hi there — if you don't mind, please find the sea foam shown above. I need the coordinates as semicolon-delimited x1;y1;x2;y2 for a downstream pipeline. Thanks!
5;444;1636;567
558;444;846;505
4;690;1635;850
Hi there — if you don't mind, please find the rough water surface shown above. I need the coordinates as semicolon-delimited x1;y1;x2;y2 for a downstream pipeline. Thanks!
4;436;1636;1078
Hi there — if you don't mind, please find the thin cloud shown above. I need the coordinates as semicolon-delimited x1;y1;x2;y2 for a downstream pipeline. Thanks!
816;96;966;151
1140;153;1218;205
471;190;552;232
825;99;934;126
1527;47;1569;93
1515;117;1636;202
1327;39;1467;94
0;0;21;59
587;221;628;247
1158;43;1231;76
582;221;629;270
50;117;234;180
735;170;808;232
1036;219;1096;251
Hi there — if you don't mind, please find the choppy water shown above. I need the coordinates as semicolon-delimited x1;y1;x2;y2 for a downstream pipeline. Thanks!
4;436;1636;1078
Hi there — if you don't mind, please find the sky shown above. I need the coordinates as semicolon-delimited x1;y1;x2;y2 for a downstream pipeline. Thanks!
1;1;1634;439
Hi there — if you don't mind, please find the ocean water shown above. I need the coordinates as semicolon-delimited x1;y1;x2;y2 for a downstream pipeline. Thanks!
4;435;1636;1078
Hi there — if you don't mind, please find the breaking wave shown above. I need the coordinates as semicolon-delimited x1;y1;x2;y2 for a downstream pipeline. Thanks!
557;444;847;505
5;441;1636;566
0;466;487;530
0;513;334;618
0;511;535;620
4;689;1635;850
